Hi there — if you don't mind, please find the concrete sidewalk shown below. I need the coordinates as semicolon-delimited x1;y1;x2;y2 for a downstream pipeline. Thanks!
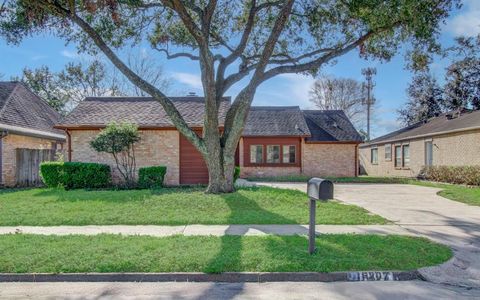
0;224;410;237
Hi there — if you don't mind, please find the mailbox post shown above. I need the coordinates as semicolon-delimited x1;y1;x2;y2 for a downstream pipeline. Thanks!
307;178;334;254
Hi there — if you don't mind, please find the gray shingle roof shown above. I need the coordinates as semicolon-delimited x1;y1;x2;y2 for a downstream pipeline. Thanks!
59;97;231;127
303;110;363;142
243;106;310;136
0;82;63;135
365;109;480;145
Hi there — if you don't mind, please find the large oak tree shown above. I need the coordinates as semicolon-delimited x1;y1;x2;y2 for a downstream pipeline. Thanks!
0;0;459;193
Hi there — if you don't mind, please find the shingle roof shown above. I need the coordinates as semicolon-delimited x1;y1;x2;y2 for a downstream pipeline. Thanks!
365;109;480;146
302;110;363;142
243;106;311;136
0;82;64;135
58;97;231;127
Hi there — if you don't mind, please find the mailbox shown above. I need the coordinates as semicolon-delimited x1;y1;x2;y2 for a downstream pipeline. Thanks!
307;178;333;201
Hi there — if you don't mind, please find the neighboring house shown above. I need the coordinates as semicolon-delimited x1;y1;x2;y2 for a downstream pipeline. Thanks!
56;97;362;185
0;82;65;187
359;109;480;177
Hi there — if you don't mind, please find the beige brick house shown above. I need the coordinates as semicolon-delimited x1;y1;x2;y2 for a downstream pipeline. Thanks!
359;109;480;177
56;97;362;185
0;82;65;187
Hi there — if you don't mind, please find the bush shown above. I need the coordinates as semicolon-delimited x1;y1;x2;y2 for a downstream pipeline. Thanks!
39;162;111;189
138;166;167;189
234;166;241;182
40;162;64;188
421;165;480;186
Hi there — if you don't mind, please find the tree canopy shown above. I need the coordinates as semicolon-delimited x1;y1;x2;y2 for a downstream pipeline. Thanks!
0;0;460;192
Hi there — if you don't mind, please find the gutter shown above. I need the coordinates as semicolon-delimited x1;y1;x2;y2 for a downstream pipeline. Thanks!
0;123;65;141
360;125;480;148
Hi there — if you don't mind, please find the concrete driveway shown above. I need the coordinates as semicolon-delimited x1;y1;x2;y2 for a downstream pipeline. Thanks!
258;182;480;289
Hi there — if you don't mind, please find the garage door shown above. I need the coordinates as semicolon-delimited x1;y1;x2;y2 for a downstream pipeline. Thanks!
179;133;209;184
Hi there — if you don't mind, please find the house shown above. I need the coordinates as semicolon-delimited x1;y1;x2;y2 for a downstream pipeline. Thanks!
55;96;362;185
0;82;65;186
359;109;480;177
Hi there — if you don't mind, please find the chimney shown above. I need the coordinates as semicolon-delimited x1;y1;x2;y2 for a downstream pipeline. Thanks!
187;92;197;97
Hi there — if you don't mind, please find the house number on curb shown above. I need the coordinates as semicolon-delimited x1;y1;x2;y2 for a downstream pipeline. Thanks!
347;271;397;281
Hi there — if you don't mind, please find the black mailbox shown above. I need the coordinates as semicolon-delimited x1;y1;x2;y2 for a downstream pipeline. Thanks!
307;178;333;201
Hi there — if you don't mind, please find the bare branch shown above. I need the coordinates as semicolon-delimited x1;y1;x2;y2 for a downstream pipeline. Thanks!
153;46;200;60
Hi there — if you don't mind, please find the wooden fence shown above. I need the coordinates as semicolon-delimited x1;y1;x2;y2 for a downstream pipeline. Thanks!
15;148;58;187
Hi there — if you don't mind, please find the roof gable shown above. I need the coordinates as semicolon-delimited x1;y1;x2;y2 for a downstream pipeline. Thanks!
243;106;310;136
0;82;63;135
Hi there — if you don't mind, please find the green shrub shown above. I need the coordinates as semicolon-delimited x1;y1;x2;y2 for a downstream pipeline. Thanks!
421;165;480;186
40;162;64;187
138;166;167;189
63;162;111;189
234;166;241;182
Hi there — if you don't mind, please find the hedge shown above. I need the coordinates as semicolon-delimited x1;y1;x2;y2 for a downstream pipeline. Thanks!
421;165;480;186
40;162;111;189
234;166;241;182
138;166;167;188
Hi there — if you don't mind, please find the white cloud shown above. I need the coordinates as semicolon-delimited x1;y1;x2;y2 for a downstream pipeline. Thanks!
445;0;480;36
61;49;79;59
31;55;48;61
170;72;203;90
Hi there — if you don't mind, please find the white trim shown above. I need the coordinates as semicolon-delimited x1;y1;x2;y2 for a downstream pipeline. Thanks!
0;123;65;140
360;125;480;148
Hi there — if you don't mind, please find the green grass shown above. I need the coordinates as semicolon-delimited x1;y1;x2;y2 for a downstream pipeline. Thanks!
0;186;387;225
247;175;480;207
247;175;411;184
0;234;451;273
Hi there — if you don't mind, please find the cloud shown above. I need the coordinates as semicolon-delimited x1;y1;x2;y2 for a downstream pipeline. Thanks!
445;0;480;36
61;49;79;59
170;72;203;90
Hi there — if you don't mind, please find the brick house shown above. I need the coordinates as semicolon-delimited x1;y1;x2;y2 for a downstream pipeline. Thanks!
0;82;65;186
56;97;362;185
359;109;480;177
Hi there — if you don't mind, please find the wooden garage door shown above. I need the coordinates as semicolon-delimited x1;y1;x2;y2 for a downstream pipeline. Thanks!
179;133;209;184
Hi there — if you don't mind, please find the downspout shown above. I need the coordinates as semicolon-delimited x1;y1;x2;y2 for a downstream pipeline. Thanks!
0;130;8;185
355;144;359;177
65;129;72;162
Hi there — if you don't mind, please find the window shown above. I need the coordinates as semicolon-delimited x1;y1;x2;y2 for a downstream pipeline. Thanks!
266;145;280;163
425;141;433;166
402;145;410;167
395;145;402;167
250;145;263;164
371;148;378;165
282;145;296;163
385;144;392;161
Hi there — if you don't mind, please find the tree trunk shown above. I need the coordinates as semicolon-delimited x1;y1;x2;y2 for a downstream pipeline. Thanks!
203;140;236;194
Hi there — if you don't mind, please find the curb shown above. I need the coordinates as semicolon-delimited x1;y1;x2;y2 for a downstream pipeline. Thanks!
0;271;421;283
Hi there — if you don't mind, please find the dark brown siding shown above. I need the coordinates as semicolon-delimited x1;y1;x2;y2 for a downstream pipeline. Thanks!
179;133;209;184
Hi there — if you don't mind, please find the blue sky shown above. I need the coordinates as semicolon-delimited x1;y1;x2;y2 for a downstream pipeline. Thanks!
1;0;479;138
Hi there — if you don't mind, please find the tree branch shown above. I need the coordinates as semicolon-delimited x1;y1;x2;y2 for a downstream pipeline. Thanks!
153;46;200;60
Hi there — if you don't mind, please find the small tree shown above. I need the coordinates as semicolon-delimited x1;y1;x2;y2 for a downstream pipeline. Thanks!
90;122;140;187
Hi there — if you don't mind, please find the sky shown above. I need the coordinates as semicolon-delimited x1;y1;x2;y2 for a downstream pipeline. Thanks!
1;1;479;138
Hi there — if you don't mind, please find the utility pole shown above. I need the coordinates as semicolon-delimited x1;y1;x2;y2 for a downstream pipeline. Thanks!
362;67;376;141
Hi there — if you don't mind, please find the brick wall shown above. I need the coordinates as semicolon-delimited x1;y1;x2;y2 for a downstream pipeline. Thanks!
302;142;357;177
359;129;480;177
2;134;61;186
69;129;180;185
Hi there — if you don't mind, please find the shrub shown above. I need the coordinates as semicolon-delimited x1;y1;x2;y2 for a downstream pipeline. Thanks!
40;162;111;189
234;166;241;182
40;162;64;188
421;165;480;186
63;162;111;189
138;166;167;189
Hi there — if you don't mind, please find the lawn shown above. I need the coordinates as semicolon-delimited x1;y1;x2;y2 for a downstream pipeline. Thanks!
248;175;480;206
0;186;387;225
0;234;451;273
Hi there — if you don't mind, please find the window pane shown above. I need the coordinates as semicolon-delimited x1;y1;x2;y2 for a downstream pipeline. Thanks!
282;145;296;163
425;141;433;166
267;145;280;163
371;148;378;164
385;144;392;160
395;146;402;167
250;145;263;163
402;145;410;167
